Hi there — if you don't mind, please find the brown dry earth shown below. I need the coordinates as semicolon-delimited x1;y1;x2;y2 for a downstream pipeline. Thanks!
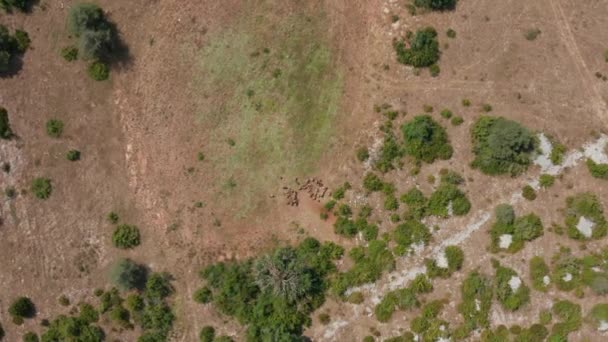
1;0;608;341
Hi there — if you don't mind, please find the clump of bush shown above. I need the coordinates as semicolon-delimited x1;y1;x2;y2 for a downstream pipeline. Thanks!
409;300;451;341
112;224;141;248
0;106;12;139
489;204;543;253
539;174;555;188
374;133;405;172
401;115;453;163
426;245;464;278
88;61;109;81
456;271;493;338
494;263;530;311
550;300;581;339
589;304;608;331
586;159;608;180
393;220;431;255
394;27;440;68
470;116;536;176
202;238;344;340
529;256;550;292
9;297;35;321
356;147;369;162
401;187;428;220
61;45;79;61
427;182;471;217
564;193;608;240
66;149;81;161
31;177;52;199
413;0;457;11
363;172;385;192
374;274;432;322
521;185;536;200
0;0;31;12
46;119;64;138
0;25;29;74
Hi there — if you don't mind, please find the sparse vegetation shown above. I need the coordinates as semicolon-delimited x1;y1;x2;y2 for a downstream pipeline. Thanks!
446;28;456;38
46;119;64;138
529;256;550;291
413;0;457;11
61;46;79;61
525;28;542;41
494;263;530;311
66;149;81;161
0;107;12;139
586;159;608;179
564;193;608;240
489;204;543;253
9;297;35;319
522;185;536;201
539;174;555;188
471;116;536;176
88;61;109;81
426;245;464;278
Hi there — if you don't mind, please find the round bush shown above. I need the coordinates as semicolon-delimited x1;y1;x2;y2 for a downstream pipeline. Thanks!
9;297;35;318
112;224;140;248
31;177;52;199
46;119;64;138
88;61;109;81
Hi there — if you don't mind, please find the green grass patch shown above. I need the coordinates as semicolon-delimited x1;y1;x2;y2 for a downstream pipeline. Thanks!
564;193;608;240
192;5;343;217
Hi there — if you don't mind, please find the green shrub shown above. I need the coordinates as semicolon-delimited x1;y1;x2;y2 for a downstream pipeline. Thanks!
393;220;431;254
549;140;566;165
384;195;399;211
356;147;369;161
67;3;114;60
529;256;550;291
489;207;543;253
194;287;213;304
375;287;419;322
41;315;103;341
481;104;493;112
401;188;428;220
375;133;404;172
336;203;352;217
199;326;215;342
363;172;384;192
446;28;456;38
31;177;52;199
58;295;70;306
145;272;173;300
462;99;471;107
586;159;608;179
324;199;337;211
429;64;440;77
61;46;79;61
427;183;471;217
46;119;64;138
402;115;453;163
539;174;555;188
79;303;99;323
564;193;608;240
88;61;109;81
551;300;581;337
451;116;464;126
13;30;29;52
23;332;38;342
522;185;536;200
494;264;530;311
394;27;440;68
126;294;145;312
0;0;30;12
458;272;493;335
414;0;457;10
112;224;140;248
109;258;147;290
427;245;464;278
589;304;608;331
410;274;433;294
66;149;81;161
0;107;12;139
525;28;542;41
107;211;119;224
9;297;35;318
471;116;536;176
440;109;453;119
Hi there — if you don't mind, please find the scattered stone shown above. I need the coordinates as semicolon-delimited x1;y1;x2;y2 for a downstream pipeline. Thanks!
599;320;608;332
509;276;522;292
499;234;513;249
562;273;573;282
576;216;595;238
543;276;550;286
436;251;449;269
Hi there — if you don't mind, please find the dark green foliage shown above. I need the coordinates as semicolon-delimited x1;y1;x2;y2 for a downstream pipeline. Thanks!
451;116;464;126
61;46;79;61
199;326;215;342
46;119;64;138
402;115;453;163
494;265;530;311
79;303;99;323
336;203;352;217
446;28;456;38
41;314;105;341
426;245;464;278
529;256;550;292
409;300;451;341
489;205;543;253
145;273;173;300
109;258;147;291
332;182;351;200
14;30;29;52
457;272;493;337
112;224;141;248
67;3;114;60
440;109;452;119
126;294;145;312
587;159;608;179
401;188;428;220
87;61;109;81
429;64;440;77
193;287;212;304
539;174;555;188
550;141;566;165
0;0;29;12
332;239;395;296
551;253;582;292
384;195;399;211
31;177;52;199
393;220;431;254
356;147;369;162
375;287;419;322
0;107;12;139
202;238;342;339
358;205;372;219
363;172;384;192
522;185;536;201
550;300;581;338
515;324;548;342
427;183;471;217
589;304;608;331
471;116;536;176
9;297;35;318
324;199;336;211
564;193;608;240
23;332;38;342
334;217;358;237
414;0;457;10
0;323;4;340
66;150;81;161
394;27;440;68
375;133;404;172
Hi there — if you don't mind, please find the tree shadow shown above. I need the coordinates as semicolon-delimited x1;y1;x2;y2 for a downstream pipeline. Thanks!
0;54;24;78
104;21;133;71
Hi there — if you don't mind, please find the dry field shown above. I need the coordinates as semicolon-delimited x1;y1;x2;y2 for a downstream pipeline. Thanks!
1;0;608;341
